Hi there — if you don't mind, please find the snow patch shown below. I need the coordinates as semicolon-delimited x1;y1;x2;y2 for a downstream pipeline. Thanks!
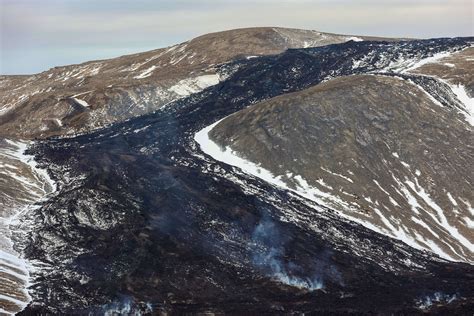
446;192;458;206
464;217;474;229
134;65;157;79
403;51;453;73
346;36;364;42
321;167;353;183
448;83;474;126
168;74;221;97
72;97;90;108
405;178;473;256
194;119;287;187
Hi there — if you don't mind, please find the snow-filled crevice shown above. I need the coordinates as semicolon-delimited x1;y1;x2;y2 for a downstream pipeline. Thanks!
0;140;57;315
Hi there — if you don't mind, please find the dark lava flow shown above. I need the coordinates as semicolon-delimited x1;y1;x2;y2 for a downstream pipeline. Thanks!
16;39;474;315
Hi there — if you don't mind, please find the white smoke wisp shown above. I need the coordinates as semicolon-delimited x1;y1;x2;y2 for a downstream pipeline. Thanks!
101;295;154;316
415;292;458;310
251;215;326;291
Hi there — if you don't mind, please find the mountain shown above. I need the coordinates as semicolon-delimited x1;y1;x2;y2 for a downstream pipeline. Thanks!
209;74;473;263
0;28;473;315
0;27;392;139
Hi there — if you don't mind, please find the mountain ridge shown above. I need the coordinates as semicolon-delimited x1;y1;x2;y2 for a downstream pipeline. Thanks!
7;36;473;314
0;29;473;314
0;27;402;139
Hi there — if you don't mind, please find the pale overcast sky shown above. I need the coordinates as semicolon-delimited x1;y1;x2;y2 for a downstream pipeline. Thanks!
1;0;472;74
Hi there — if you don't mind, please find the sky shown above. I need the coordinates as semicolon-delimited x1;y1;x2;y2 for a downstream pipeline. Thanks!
1;0;472;75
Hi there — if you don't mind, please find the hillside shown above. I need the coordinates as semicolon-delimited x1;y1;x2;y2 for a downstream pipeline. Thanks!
0;27;388;139
209;74;473;263
0;28;473;314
